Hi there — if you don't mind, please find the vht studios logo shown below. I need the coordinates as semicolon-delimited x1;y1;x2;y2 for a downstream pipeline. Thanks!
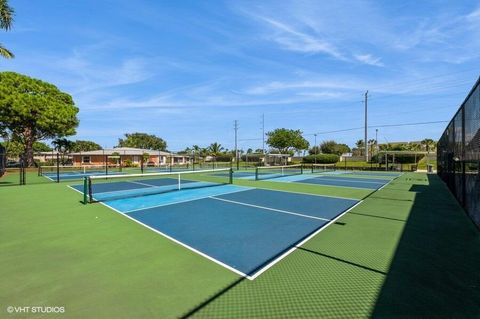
6;306;65;314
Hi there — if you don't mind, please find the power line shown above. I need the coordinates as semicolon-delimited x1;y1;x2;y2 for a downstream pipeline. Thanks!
305;120;449;136
238;120;449;142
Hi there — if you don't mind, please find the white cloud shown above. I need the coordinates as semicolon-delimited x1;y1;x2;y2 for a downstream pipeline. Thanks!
354;54;384;67
247;14;346;60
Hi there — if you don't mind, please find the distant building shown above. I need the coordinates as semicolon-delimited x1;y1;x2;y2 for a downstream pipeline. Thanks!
70;147;191;166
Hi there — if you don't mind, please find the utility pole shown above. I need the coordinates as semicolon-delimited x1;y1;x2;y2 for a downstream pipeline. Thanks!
314;133;317;164
234;120;239;170
375;129;378;155
364;91;369;162
261;114;265;154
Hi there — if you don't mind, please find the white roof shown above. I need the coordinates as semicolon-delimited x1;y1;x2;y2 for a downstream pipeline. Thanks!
71;147;182;156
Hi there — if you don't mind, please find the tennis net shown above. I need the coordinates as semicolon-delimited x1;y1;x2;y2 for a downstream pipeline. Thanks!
255;164;303;181
311;163;336;173
39;164;121;177
84;168;233;203
142;164;193;173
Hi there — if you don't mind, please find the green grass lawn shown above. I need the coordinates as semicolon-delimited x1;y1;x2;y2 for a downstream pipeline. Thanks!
1;172;479;318
417;158;437;170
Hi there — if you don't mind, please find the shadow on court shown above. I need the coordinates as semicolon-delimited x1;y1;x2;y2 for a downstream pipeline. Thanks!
178;174;480;318
371;174;480;318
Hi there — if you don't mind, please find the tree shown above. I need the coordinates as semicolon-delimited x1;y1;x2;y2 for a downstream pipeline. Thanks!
1;139;54;156
421;139;436;153
0;0;14;58
246;148;253;154
336;143;351;155
355;140;365;156
0;72;79;166
266;128;309;154
208;142;224;159
320;140;337;154
71;140;102;152
118;132;167;151
142;152;150;164
0;139;22;158
33;141;52;152
317;140;350;156
309;145;321;155
368;139;377;158
52;138;74;165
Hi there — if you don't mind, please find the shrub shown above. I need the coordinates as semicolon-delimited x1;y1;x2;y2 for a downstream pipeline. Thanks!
303;154;339;164
123;159;134;167
213;155;233;162
241;154;263;162
374;154;424;164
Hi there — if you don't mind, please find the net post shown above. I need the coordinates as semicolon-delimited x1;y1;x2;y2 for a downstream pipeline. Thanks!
255;167;259;181
83;177;88;204
301;164;303;174
56;153;60;183
105;155;108;176
87;177;93;203
19;157;25;185
38;165;41;176
229;168;233;184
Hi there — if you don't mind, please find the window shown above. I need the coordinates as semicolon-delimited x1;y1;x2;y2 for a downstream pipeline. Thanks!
82;156;91;164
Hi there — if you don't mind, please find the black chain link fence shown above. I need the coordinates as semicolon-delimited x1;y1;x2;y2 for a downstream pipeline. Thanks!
437;77;480;228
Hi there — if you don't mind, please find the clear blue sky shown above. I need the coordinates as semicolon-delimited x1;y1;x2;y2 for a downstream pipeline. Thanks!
1;0;480;151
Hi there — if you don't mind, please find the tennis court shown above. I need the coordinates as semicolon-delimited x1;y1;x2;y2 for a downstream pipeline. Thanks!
295;175;392;190
38;165;124;181
251;164;398;190
70;169;360;278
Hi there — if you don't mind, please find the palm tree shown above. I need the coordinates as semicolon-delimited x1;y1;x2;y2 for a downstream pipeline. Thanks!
52;138;74;165
368;139;376;158
408;142;421;151
208;142;224;158
355;139;365;156
0;0;14;58
421;139;436;153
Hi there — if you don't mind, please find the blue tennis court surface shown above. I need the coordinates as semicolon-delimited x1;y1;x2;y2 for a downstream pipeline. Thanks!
297;175;390;189
342;171;402;177
251;172;394;190
70;180;358;278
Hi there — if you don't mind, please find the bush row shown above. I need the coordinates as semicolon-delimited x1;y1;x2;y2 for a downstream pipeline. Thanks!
302;154;339;164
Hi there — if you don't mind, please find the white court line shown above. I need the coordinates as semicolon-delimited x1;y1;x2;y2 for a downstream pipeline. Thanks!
249;185;359;201
293;180;376;190
248;173;400;280
43;175;55;182
210;197;331;222
67;184;83;195
96;200;250;279
69;176;398;280
248;200;363;280
311;177;387;184
128;180;158;187
124;187;253;213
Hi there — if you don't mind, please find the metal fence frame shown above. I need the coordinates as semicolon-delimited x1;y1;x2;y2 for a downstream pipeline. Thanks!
437;77;480;228
0;144;5;176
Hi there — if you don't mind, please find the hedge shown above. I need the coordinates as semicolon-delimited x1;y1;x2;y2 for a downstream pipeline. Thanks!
303;154;339;164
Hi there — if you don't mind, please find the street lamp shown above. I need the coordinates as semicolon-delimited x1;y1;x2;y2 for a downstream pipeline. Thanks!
314;134;317;165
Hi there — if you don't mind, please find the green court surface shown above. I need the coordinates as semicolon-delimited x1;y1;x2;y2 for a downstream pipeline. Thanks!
1;173;479;318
